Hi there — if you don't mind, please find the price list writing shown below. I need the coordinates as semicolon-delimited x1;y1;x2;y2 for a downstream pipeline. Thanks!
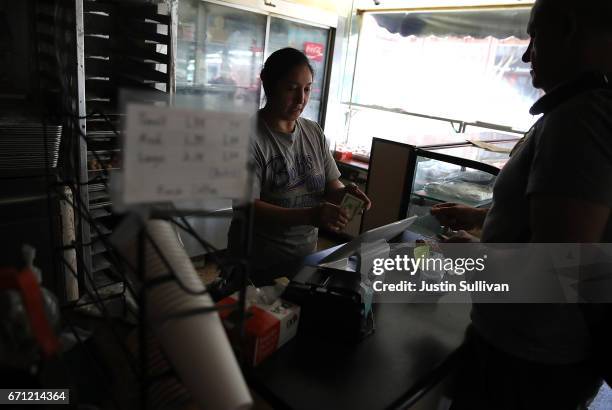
122;104;250;204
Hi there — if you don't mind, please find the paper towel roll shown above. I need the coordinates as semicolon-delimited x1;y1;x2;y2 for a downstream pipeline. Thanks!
144;220;252;410
145;332;191;410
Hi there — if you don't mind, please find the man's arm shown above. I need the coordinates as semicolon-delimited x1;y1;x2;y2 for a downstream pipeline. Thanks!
432;196;610;244
529;195;610;242
430;203;488;231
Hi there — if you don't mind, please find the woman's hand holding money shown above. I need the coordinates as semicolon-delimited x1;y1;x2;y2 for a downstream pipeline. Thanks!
345;182;372;210
314;202;350;232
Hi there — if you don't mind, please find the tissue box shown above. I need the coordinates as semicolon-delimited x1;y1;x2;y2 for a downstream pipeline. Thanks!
218;295;300;366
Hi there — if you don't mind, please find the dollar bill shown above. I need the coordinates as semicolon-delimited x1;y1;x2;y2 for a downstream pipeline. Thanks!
340;193;364;221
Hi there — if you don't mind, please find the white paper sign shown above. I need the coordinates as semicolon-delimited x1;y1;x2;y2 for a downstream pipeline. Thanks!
122;103;250;204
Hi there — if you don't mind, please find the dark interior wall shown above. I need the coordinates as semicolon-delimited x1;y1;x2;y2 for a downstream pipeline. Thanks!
0;0;31;97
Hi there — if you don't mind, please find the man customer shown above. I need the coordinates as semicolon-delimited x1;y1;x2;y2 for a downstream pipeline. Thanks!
431;1;612;408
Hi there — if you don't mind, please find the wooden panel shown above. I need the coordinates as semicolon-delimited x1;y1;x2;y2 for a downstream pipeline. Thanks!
361;139;413;232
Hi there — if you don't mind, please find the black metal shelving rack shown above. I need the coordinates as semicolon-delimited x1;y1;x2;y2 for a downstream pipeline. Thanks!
78;0;176;299
17;2;254;408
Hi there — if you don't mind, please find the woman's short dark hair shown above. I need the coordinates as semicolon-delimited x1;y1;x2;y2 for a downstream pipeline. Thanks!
260;48;314;99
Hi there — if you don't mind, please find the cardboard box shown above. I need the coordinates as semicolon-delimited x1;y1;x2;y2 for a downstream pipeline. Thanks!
218;295;300;366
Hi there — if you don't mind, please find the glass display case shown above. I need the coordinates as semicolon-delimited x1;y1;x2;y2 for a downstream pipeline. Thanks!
407;149;499;218
361;137;520;234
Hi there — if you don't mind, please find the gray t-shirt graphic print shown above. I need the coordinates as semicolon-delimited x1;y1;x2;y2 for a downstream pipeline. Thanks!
261;138;327;208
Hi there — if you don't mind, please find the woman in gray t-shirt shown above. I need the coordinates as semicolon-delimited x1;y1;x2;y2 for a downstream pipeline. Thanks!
228;48;370;273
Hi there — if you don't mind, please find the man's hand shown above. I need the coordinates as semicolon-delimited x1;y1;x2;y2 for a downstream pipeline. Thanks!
430;203;487;230
440;230;479;243
345;182;372;211
315;202;350;232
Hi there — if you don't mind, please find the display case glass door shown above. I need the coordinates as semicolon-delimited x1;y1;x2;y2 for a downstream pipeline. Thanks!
177;1;331;122
266;18;330;122
410;155;497;212
177;1;267;113
406;148;501;237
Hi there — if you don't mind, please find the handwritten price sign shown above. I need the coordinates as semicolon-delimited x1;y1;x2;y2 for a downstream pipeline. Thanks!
121;104;250;204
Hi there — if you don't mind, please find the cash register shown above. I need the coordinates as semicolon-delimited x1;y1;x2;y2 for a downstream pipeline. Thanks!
282;216;418;341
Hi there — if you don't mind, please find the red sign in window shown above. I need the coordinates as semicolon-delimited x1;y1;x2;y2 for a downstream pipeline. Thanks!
304;42;324;62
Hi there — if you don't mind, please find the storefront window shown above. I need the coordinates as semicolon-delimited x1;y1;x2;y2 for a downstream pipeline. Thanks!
346;8;542;150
